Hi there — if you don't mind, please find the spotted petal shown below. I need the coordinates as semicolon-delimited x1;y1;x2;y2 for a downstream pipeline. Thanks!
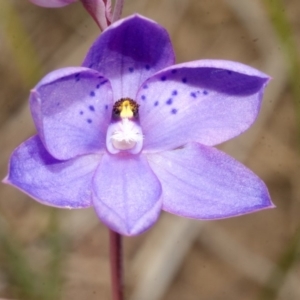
30;67;113;160
147;142;273;219
83;14;175;102
92;153;162;235
5;136;100;208
138;60;269;151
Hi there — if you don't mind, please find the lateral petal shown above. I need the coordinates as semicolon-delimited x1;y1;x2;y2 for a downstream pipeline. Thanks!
147;142;274;219
30;67;113;160
5;136;100;208
138;60;269;151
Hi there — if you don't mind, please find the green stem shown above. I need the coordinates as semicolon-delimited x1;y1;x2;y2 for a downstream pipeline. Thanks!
109;229;123;300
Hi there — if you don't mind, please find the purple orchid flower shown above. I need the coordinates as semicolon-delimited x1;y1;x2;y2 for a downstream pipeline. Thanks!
29;0;77;7
4;14;274;236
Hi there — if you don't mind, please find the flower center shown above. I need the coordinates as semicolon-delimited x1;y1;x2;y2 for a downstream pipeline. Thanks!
106;98;143;154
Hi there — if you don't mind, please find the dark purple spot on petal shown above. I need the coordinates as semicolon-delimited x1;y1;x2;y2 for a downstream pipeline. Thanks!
87;119;92;124
75;73;80;81
145;65;150;70
89;63;93;68
166;98;173;105
100;80;108;85
89;105;95;111
182;78;187;83
154;101;159;106
129;67;134;73
190;92;197;98
96;84;100;89
227;71;232;75
171;108;177;114
141;95;146;100
105;105;108;110
172;90;178;96
143;84;148;89
56;102;60;106
161;76;167;81
203;90;208;95
80;111;84;115
171;69;177;74
90;91;95;97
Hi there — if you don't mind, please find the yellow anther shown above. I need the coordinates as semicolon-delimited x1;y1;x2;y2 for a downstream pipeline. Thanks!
113;98;139;119
120;100;134;118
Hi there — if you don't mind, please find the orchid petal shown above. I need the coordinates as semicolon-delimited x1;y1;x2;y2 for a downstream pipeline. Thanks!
92;153;162;235
83;14;175;102
5;136;100;208
138;60;269;152
147;142;273;219
29;0;77;7
30;67;113;160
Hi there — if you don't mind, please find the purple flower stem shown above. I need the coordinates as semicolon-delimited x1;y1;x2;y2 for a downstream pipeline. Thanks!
109;229;124;300
112;0;124;22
